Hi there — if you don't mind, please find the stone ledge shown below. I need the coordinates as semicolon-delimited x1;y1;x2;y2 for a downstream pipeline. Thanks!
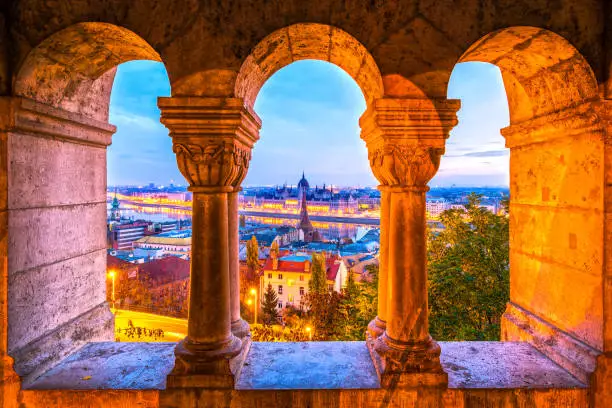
26;341;585;391
0;97;116;147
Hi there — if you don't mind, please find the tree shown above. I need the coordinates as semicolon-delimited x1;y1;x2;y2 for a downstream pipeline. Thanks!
239;214;246;228
308;252;327;295
270;240;280;259
427;193;509;341
261;283;279;325
246;235;260;278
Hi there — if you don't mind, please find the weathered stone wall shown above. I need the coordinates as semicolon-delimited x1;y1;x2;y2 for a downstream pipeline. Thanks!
4;0;605;99
17;387;590;408
3;98;115;386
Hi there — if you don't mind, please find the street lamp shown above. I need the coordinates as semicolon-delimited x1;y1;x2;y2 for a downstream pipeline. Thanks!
305;325;312;341
250;288;258;325
107;270;116;312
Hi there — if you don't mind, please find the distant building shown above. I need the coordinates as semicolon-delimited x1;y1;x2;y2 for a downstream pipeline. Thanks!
260;252;348;310
133;229;192;256
108;222;148;250
297;173;321;242
110;189;121;221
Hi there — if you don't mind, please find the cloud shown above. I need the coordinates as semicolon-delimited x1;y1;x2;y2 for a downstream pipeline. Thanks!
462;150;509;158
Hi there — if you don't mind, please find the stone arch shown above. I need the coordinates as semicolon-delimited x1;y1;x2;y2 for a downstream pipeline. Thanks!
451;26;605;384
14;22;163;121
234;23;383;109
458;27;599;124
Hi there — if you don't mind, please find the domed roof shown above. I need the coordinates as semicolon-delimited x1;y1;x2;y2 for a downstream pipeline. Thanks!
298;172;309;189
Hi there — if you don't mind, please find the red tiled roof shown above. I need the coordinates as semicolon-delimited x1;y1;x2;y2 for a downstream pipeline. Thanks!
262;255;343;281
326;262;341;281
138;257;190;284
262;258;306;273
107;254;138;272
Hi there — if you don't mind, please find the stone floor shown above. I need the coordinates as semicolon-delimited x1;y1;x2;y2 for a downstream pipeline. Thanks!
27;341;585;390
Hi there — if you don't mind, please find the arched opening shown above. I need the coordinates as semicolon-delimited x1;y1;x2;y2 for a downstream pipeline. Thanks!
448;26;604;384
239;59;375;342
9;22;167;386
428;61;510;341
105;60;190;342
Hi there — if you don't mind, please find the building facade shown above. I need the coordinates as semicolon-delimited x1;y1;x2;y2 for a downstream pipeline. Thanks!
260;253;348;309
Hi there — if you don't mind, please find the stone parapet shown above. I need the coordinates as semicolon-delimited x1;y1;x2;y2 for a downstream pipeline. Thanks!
501;301;600;385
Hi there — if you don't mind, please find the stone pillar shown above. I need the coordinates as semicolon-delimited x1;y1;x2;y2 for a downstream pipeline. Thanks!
229;188;249;338
360;98;459;387
159;97;260;388
367;188;389;339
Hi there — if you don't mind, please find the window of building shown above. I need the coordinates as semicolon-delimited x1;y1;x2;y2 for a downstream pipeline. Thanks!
299;287;305;295
268;273;272;279
278;273;283;280
278;285;283;294
278;302;283;309
288;294;294;302
299;275;304;281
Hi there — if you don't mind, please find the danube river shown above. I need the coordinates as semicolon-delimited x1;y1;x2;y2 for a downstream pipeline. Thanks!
111;201;378;241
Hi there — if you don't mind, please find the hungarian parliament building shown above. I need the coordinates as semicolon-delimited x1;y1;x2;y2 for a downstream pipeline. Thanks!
238;173;380;217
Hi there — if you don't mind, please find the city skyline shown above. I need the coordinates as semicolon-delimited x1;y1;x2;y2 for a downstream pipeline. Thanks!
108;60;510;187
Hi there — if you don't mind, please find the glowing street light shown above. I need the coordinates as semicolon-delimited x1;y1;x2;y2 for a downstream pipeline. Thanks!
250;288;258;325
107;270;116;312
305;325;312;341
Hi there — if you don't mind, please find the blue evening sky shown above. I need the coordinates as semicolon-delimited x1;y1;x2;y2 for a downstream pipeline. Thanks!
108;60;509;187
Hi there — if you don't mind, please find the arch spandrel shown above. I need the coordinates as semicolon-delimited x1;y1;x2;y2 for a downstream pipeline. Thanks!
14;22;163;121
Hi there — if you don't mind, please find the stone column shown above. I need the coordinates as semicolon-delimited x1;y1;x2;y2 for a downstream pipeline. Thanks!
159;97;260;388
360;98;459;387
229;188;250;338
367;188;389;339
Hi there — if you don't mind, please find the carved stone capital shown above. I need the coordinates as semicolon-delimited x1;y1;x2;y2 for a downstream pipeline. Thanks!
368;143;444;187
360;98;460;187
158;97;261;189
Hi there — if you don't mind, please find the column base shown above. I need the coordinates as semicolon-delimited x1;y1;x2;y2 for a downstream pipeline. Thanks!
366;316;386;340
231;318;251;339
166;334;246;389
367;333;447;389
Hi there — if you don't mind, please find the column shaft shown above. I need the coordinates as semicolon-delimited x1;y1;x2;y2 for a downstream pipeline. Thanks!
228;190;249;338
386;188;429;343
188;191;232;346
368;188;389;338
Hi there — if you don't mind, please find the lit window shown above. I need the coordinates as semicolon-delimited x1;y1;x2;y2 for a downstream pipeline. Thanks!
278;285;283;294
299;287;305;295
288;294;294;302
278;273;283;280
268;273;272;279
288;279;294;286
299;275;304;281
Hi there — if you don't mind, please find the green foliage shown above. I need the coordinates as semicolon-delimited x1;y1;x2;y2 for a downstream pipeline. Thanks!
270;240;280;259
251;323;311;342
262;283;279;325
428;193;509;340
246;235;260;275
308;252;327;295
